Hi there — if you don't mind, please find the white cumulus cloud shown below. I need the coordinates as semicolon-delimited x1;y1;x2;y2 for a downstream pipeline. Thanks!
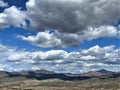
0;0;8;7
0;43;119;73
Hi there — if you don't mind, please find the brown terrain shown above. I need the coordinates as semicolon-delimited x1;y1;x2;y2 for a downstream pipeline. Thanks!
0;69;120;90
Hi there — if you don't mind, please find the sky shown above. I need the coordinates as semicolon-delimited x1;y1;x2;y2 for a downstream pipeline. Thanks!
0;0;120;74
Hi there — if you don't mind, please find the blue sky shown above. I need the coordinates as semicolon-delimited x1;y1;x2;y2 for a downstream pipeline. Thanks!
0;0;120;73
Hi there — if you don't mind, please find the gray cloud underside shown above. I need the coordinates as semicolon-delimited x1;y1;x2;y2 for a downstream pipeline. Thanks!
0;44;119;73
26;0;120;33
0;0;120;33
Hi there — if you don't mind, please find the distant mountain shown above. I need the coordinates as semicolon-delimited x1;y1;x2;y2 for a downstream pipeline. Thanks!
84;71;104;77
0;69;120;81
9;70;55;76
1;70;90;80
97;69;114;74
83;69;117;77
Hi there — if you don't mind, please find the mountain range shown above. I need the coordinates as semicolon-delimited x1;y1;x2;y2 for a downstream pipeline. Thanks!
0;69;119;81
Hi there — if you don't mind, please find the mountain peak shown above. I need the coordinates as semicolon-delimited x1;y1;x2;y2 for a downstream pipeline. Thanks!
84;71;103;77
97;69;113;74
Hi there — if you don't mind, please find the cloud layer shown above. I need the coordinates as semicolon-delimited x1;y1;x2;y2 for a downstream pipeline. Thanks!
0;43;119;73
17;25;119;48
